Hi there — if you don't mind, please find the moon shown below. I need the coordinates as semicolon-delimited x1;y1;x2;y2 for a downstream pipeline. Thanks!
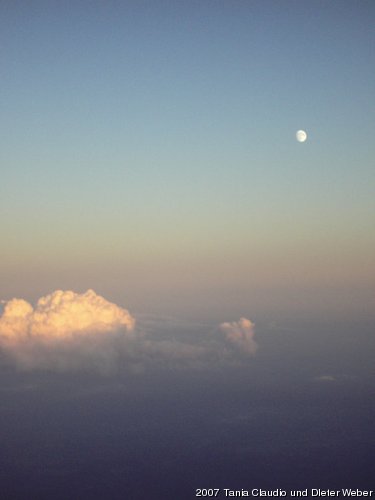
296;129;307;142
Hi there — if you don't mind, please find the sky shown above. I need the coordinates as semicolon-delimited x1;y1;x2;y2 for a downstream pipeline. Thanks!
0;2;374;498
1;0;374;321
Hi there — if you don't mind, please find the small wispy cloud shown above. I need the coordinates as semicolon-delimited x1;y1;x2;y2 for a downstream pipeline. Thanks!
314;375;336;382
219;317;258;355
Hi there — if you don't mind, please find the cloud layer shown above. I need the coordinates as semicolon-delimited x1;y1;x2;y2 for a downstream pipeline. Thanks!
0;290;257;373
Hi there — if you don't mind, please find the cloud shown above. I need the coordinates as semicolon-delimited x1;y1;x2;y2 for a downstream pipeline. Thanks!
219;317;258;355
0;290;257;373
314;375;336;382
0;289;135;373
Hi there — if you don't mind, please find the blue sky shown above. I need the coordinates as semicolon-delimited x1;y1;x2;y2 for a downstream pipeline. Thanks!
1;0;374;319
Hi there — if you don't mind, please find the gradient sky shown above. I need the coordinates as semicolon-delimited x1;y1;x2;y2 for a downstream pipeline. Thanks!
1;0;374;320
1;5;374;497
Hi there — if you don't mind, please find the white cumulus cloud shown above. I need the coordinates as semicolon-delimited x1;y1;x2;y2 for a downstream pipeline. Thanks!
0;291;258;373
0;289;135;373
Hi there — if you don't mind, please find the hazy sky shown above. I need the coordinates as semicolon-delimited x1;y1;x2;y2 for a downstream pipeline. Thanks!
1;0;374;320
